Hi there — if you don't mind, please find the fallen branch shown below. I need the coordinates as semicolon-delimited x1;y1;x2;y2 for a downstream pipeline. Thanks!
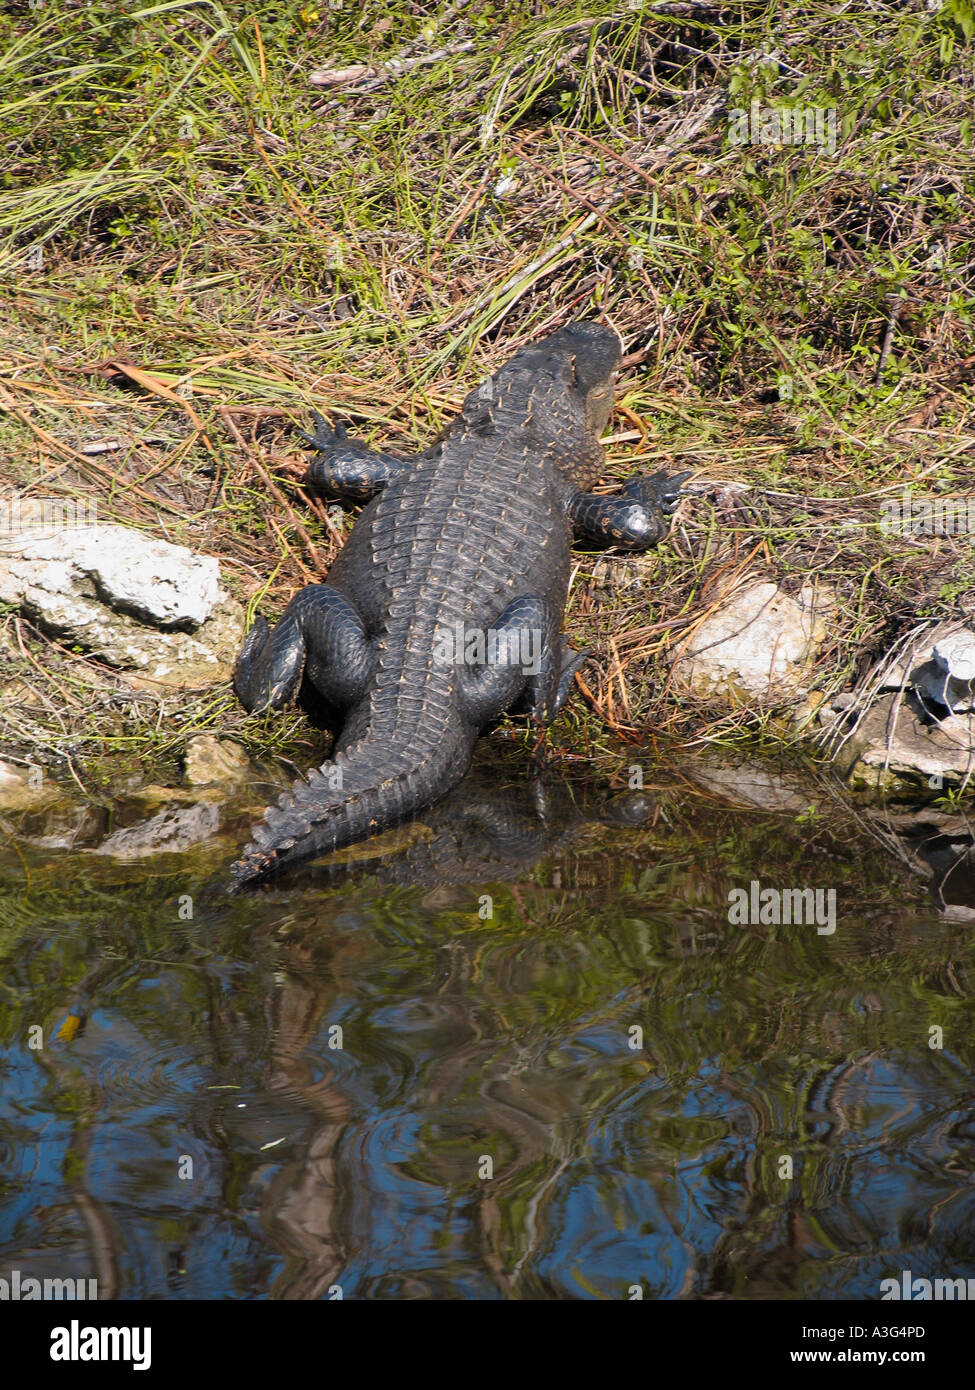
308;41;475;90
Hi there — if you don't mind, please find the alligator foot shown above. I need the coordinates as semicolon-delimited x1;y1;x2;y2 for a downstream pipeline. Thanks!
455;594;587;728
550;643;590;719
299;412;407;502
568;469;692;549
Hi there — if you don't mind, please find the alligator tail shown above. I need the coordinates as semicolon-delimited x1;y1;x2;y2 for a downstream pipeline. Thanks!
229;732;471;889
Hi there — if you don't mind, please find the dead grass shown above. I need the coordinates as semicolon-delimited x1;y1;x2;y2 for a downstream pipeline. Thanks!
1;0;974;773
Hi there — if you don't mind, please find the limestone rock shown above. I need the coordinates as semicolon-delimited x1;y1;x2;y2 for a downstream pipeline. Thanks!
917;630;975;712
92;800;223;859
672;581;833;704
184;735;253;786
837;692;975;792
876;621;975;712
0;523;244;687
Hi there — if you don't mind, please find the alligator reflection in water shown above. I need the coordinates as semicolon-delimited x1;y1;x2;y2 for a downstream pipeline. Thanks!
253;767;653;892
2;756;975;1298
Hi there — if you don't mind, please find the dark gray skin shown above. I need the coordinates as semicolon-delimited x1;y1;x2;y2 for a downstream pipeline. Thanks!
231;320;688;887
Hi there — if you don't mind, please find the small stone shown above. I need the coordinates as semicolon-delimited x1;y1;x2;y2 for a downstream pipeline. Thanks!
792;690;828;731
184;735;253;786
671;581;834;704
0;758;59;809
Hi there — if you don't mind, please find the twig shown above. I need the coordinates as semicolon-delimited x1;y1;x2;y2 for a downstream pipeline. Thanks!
308;41;475;90
874;293;905;386
218;407;327;577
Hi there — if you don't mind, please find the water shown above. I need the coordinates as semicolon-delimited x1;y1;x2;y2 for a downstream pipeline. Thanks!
2;751;973;1300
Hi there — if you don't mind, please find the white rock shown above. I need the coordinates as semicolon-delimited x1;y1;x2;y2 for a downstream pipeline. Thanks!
876;622;975;712
671;581;832;702
935;631;975;682
0;523;243;687
0;524;221;628
920;630;975;711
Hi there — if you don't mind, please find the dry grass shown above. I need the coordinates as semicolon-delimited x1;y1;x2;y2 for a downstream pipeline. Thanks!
1;0;974;775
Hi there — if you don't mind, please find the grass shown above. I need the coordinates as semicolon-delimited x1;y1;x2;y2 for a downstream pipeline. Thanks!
1;0;974;779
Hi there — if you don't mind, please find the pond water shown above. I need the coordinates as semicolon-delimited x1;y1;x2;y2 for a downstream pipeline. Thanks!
2;749;973;1300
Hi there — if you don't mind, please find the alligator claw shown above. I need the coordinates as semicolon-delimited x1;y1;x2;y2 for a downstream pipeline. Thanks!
622;469;693;516
295;413;348;452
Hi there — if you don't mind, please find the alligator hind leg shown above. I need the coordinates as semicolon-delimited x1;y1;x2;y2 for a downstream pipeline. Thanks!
568;469;692;549
457;596;584;728
299;413;407;502
234;584;374;714
456;595;552;726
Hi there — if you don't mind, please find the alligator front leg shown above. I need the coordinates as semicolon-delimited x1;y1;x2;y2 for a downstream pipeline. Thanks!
298;412;408;502
568;469;692;550
234;584;374;714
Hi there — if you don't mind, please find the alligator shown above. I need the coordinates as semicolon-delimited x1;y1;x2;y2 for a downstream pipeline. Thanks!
230;319;688;887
